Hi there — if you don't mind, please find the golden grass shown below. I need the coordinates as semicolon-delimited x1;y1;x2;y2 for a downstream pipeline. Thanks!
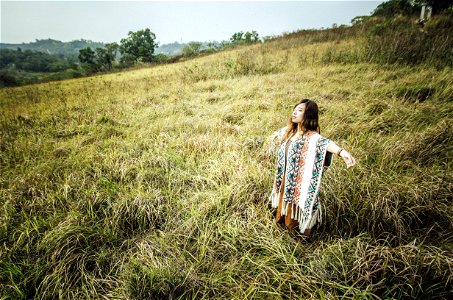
1;34;452;299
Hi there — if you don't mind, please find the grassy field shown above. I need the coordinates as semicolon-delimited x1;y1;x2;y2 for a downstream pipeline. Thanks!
1;28;452;299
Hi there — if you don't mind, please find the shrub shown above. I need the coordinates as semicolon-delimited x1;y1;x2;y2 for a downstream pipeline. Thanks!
0;70;19;87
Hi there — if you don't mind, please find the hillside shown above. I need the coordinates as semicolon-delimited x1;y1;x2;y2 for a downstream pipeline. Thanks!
1;22;452;299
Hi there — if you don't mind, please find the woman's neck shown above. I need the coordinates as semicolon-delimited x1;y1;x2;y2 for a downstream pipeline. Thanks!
291;130;306;139
297;128;308;134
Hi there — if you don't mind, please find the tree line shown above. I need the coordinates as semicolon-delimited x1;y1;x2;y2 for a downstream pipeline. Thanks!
77;29;261;73
371;0;451;17
0;48;75;72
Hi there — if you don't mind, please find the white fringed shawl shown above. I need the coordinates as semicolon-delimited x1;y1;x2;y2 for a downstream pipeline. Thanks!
269;127;332;232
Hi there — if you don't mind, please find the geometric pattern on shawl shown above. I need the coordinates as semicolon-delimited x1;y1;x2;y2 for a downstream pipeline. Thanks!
269;127;331;232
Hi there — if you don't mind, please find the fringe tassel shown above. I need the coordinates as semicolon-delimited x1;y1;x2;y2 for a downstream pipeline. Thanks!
297;205;321;233
298;206;303;226
268;189;323;228
319;203;323;225
269;189;279;209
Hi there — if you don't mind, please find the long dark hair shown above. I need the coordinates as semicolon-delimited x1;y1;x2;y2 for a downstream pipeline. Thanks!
281;98;320;143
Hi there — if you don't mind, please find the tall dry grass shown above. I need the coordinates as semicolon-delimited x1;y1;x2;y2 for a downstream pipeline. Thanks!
1;22;452;299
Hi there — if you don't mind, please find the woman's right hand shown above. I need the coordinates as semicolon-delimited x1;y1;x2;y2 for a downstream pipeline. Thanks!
340;150;356;169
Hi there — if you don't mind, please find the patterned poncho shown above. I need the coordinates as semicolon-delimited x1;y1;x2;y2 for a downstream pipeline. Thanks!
269;127;332;232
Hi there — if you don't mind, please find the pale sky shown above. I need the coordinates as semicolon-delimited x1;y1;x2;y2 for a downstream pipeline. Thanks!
1;1;385;45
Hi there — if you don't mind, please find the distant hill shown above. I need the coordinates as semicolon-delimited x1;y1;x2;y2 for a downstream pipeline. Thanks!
155;41;222;56
0;39;105;61
1;39;222;58
155;42;184;56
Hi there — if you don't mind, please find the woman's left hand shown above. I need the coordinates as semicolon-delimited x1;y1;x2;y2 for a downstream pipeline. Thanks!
340;151;356;169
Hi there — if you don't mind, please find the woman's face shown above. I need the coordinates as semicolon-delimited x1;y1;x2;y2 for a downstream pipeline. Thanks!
291;103;306;124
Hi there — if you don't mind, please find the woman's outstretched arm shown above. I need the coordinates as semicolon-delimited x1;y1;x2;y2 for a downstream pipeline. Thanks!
326;142;356;169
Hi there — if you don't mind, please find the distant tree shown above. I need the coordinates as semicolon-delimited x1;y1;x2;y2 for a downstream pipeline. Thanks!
95;42;118;70
78;47;97;73
105;42;119;58
244;31;260;43
372;0;419;17
219;40;231;50
0;49;18;68
119;53;136;67
119;28;158;63
78;47;95;65
154;53;171;63
230;32;244;43
230;31;260;45
95;48;109;70
206;41;219;51
0;48;69;72
182;42;202;57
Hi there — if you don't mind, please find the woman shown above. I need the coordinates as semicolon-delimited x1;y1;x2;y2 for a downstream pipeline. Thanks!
269;98;356;239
